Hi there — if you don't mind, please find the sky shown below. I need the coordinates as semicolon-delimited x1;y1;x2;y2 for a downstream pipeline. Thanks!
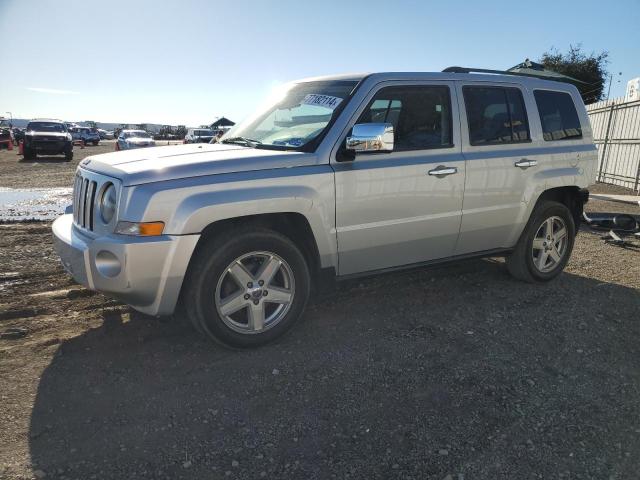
0;0;638;127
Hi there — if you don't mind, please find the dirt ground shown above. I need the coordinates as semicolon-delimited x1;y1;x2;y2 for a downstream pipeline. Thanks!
1;142;639;479
0;140;180;189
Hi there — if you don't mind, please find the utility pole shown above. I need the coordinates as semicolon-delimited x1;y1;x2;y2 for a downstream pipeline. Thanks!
607;72;623;100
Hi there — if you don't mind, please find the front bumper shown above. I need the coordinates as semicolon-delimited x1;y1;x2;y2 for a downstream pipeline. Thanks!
52;214;200;316
122;142;155;150
28;140;70;154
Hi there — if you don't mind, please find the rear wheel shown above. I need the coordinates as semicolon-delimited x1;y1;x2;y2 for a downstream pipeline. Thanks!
182;228;311;348
506;201;575;282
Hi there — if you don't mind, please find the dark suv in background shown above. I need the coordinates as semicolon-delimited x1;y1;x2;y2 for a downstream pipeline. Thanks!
0;119;13;149
23;119;73;161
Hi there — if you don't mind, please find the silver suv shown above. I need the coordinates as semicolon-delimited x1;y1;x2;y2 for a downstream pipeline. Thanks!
53;70;597;348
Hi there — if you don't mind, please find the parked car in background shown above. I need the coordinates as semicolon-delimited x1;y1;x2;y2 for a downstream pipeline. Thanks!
116;130;156;150
12;127;25;145
184;128;215;143
23;119;73;160
71;127;100;145
0;119;13;149
53;70;596;348
208;129;227;143
98;129;115;140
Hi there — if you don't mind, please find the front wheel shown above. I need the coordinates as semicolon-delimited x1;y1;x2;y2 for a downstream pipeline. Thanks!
23;147;35;160
182;228;311;348
506;201;575;283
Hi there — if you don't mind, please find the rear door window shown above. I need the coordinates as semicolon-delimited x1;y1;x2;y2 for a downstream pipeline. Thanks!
534;90;583;141
463;86;531;145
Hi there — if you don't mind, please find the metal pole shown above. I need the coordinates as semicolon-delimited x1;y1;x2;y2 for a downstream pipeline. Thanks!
597;102;616;183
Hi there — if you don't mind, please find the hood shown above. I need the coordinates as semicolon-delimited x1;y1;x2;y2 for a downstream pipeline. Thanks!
81;142;320;186
27;131;68;138
127;137;154;143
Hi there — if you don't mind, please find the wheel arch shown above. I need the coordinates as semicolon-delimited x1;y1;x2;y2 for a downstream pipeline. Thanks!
534;186;587;231
193;212;324;280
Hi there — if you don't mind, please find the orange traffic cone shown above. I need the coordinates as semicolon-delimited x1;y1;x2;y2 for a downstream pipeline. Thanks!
7;140;13;151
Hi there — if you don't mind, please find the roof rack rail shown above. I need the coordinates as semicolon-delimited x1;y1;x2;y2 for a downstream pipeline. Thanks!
442;66;577;84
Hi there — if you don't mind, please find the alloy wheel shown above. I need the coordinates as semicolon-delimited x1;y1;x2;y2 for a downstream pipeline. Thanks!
214;251;295;334
531;216;568;273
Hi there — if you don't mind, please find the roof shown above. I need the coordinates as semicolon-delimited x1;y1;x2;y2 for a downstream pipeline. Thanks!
507;59;587;85
211;117;235;128
292;71;578;91
29;118;64;123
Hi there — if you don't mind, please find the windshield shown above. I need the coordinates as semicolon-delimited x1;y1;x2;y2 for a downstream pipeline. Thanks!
27;122;66;132
125;131;150;139
222;80;358;150
194;129;213;136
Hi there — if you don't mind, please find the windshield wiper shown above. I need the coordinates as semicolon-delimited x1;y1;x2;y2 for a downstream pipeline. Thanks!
221;136;262;147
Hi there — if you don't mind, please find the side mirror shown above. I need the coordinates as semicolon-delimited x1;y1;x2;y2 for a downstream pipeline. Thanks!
346;123;394;153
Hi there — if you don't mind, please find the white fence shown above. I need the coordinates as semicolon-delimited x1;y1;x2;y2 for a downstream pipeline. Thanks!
586;97;640;191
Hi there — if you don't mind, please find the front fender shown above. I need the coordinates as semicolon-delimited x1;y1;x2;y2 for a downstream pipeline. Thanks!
174;186;314;233
120;166;337;268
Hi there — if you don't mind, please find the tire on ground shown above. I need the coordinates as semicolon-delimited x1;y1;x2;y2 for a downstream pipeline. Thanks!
506;200;576;283
181;227;311;348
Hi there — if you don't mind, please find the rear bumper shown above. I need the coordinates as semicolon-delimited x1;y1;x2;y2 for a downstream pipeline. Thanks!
52;214;200;316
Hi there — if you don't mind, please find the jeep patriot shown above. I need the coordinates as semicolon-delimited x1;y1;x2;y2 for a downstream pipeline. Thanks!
53;70;597;348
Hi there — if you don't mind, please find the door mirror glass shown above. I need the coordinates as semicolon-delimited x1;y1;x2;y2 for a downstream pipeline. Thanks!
346;123;394;152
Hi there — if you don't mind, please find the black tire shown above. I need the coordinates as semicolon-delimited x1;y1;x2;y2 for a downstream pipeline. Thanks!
23;147;35;160
506;200;575;283
92;141;99;146
64;149;73;161
182;227;311;348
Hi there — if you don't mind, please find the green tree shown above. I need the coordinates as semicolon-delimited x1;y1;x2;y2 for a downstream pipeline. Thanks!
539;45;609;104
176;125;187;139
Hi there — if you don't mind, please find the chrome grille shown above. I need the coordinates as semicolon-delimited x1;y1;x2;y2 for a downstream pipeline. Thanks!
72;173;98;230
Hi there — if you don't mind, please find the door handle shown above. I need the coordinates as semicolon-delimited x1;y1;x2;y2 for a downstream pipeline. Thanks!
428;166;457;176
514;159;537;168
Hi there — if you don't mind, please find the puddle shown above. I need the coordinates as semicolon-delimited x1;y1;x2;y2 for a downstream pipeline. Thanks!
0;187;72;221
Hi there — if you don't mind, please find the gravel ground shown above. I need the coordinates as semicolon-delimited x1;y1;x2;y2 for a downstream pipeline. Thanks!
1;143;639;479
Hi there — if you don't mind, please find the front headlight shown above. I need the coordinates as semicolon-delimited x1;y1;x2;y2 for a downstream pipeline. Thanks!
100;183;117;224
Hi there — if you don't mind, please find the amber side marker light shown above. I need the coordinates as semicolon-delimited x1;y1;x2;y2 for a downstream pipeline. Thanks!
115;221;165;236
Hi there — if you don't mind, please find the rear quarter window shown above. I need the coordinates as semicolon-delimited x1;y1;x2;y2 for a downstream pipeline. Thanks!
533;90;583;141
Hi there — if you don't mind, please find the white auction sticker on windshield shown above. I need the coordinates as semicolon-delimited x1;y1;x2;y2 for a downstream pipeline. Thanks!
302;94;343;110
